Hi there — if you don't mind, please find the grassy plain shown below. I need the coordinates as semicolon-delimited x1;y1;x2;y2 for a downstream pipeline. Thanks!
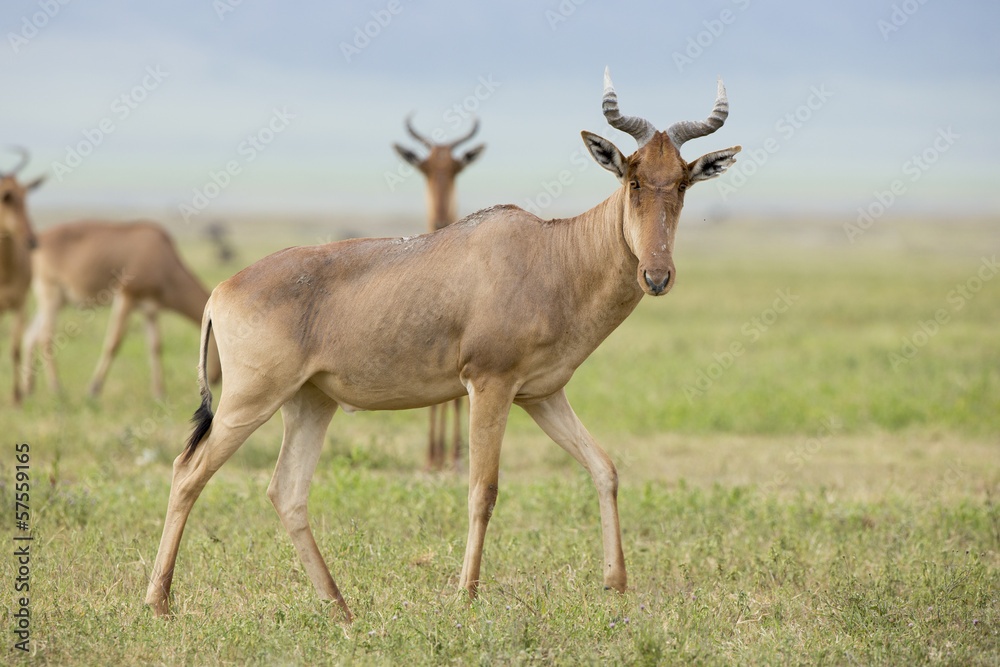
1;213;998;665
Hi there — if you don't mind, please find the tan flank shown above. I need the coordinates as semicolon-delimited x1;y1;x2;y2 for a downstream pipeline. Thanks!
146;68;741;621
22;220;221;399
393;114;486;471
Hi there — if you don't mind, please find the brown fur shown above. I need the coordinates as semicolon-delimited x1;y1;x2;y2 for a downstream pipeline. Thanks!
0;173;41;406
21;220;222;399
146;87;740;621
394;118;486;470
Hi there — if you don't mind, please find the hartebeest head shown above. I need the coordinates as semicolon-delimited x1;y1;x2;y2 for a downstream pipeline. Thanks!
393;115;486;230
582;68;741;296
0;148;44;251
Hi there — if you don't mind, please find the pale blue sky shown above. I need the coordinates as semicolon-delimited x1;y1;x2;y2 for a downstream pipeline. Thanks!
2;1;997;225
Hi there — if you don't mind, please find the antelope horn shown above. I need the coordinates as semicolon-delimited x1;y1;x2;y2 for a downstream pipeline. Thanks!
602;67;657;148
666;77;729;149
448;115;480;149
404;114;434;150
1;146;29;178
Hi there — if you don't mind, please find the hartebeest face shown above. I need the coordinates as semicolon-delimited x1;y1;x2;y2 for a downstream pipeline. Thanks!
582;70;741;296
394;115;485;230
0;174;43;251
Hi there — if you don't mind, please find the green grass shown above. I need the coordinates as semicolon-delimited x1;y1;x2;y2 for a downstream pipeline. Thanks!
1;215;998;664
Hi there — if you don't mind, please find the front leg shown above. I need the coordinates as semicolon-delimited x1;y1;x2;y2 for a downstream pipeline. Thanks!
459;380;516;598
519;388;627;593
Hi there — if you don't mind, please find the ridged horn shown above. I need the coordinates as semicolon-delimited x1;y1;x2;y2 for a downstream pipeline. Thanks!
602;67;657;148
1;146;29;178
404;114;434;150
666;77;729;149
448;115;480;149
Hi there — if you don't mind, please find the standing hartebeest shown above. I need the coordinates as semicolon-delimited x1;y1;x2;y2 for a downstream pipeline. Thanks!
145;68;740;621
394;114;485;471
21;220;221;399
0;148;43;406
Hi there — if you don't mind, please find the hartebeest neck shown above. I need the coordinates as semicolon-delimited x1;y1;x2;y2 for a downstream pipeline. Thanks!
161;267;211;325
426;176;458;231
547;187;646;325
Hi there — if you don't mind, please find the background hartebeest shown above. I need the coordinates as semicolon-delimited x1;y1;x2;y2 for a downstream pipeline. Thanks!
21;220;222;399
145;68;740;621
393;114;485;471
0;148;43;406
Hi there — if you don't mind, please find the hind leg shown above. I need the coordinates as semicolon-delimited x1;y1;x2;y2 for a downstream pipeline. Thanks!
267;381;352;620
450;396;464;470
88;291;133;397
144;386;291;617
139;301;164;400
22;281;63;394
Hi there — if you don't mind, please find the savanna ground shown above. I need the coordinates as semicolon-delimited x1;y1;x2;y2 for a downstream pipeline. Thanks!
1;212;998;665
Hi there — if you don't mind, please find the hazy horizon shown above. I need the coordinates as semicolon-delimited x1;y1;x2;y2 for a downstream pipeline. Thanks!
3;1;998;228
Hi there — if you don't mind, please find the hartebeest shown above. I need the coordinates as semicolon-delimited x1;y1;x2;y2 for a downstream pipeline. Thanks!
0;148;43;406
21;220;221;399
145;69;740;621
394;114;485;470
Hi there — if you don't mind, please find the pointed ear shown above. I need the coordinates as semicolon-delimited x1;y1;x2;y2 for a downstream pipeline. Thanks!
581;131;627;182
25;175;45;191
458;143;485;169
393;144;424;169
688;146;741;184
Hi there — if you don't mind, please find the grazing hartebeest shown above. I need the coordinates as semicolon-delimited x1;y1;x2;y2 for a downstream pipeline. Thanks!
0;148;43;406
145;69;740;621
394;114;485;471
21;220;221;399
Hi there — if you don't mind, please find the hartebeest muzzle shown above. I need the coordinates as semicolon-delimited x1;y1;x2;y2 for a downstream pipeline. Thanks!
643;265;674;296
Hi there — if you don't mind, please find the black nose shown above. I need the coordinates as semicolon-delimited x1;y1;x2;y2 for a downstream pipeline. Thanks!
644;270;671;295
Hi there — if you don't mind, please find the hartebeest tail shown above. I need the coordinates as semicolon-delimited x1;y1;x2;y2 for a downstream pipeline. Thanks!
184;305;216;460
146;68;741;622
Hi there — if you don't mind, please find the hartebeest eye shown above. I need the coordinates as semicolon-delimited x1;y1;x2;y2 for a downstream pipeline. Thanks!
1;191;13;205
677;182;688;193
629;180;640;190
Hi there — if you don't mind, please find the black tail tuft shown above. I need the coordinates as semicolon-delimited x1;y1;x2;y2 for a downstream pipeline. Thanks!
183;388;214;461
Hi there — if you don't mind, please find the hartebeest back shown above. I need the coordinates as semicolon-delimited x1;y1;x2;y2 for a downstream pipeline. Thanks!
393;114;485;471
0;148;43;406
21;220;221;399
145;69;740;621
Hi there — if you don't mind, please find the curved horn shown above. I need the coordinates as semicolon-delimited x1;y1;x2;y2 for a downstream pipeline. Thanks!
1;146;29;178
404;114;434;150
602;67;657;149
448;115;480;149
666;77;729;149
